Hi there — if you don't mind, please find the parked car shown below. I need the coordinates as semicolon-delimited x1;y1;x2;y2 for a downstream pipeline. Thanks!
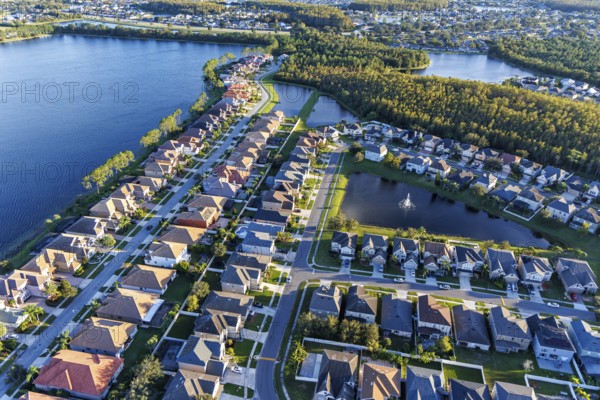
571;293;578;301
286;275;292;283
254;302;264;308
410;271;416;277
439;284;451;290
6;333;18;340
146;224;153;231
394;277;404;283
547;302;560;308
378;267;384;272
231;366;244;374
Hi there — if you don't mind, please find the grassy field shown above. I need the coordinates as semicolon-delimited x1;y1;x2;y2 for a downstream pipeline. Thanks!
257;73;280;114
162;275;194;303
122;327;162;369
168;314;196;340
315;154;600;275
443;363;485;384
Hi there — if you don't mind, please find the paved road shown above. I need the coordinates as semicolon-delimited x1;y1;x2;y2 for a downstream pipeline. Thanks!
0;65;276;399
254;144;594;400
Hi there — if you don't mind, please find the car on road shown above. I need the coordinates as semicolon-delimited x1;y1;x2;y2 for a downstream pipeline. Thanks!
254;302;264;308
394;277;404;283
439;284;451;290
547;302;560;308
6;333;18;340
146;224;153;231
287;275;292;283
231;366;244;374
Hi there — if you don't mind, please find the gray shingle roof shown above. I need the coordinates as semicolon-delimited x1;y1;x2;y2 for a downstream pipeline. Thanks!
346;285;377;317
450;379;491;400
526;315;574;352
453;305;490;347
309;285;342;316
406;366;444;400
380;294;413;334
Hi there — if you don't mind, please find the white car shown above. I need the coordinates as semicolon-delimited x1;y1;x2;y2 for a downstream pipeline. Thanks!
439;284;451;290
6;333;18;340
547;302;560;308
394;277;404;283
410;271;416;277
231;366;244;374
287;275;292;283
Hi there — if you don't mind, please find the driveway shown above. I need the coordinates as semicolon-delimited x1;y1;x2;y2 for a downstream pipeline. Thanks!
459;274;472;291
404;268;416;283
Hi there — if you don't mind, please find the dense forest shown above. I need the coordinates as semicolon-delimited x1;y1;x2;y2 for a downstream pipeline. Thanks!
544;0;600;11
276;30;600;176
53;23;279;47
138;0;226;15
0;23;55;41
348;0;448;11
245;0;354;30
490;36;600;86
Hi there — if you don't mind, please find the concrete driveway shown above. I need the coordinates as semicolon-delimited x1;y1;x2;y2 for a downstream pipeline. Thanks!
459;274;472;291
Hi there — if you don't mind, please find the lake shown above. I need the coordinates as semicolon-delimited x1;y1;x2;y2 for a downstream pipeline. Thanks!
415;52;537;83
0;35;244;255
306;95;358;127
271;83;313;116
341;173;550;248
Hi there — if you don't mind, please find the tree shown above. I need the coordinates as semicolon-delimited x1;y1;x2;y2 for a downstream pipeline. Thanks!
420;351;436;364
471;184;487;197
0;323;6;339
289;340;308;366
59;279;78;298
540;208;552;219
5;364;26;384
58;331;70;350
25;366;39;383
146;335;159;350
118;215;131;231
192;281;210;299
276;231;293;242
175;261;191;274
43;282;61;302
436;336;453;355
187;295;200;312
125;356;163;399
211;242;227;257
354;152;364;163
345;218;359;231
23;304;44;324
328;212;348;230
579;222;591;235
98;234;116;247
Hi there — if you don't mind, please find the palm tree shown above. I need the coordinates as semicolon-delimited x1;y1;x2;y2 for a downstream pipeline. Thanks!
23;305;44;324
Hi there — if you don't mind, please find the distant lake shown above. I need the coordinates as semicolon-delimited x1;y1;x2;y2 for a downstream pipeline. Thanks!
0;35;244;255
341;173;550;248
271;84;313;116
415;52;537;83
306;95;358;127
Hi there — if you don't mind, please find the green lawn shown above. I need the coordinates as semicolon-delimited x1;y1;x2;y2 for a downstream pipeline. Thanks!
443;364;485;384
168;315;196;340
249;288;275;305
265;268;282;284
528;379;571;396
122;327;162;369
244;313;265;331
162;275;194;303
234;339;256;367
223;384;254;398
263;316;273;332
202;270;222;291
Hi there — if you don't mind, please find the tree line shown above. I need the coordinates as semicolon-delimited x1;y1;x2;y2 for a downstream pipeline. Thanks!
348;0;448;12
275;30;600;176
245;0;354;30
140;109;182;148
81;151;135;192
544;0;600;11
137;0;226;15
490;35;600;86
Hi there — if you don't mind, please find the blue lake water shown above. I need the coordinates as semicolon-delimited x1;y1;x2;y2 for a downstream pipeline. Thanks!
306;95;358;127
415;52;537;83
271;83;313;116
341;173;550;248
0;35;244;255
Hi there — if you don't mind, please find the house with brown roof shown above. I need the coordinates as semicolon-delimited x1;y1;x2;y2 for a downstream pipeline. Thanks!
33;350;124;400
120;264;176;294
90;197;138;220
417;295;452;339
157;225;205;246
163;370;222;400
70;317;137;357
175;206;220;229
214;164;250;186
96;288;163;325
422;241;454;274
0;270;51;304
135;176;167;193
65;217;107;239
345;285;378;324
111;182;152;202
201;291;254;323
144;159;175;178
144;241;189;268
187;194;228;212
359;363;401;400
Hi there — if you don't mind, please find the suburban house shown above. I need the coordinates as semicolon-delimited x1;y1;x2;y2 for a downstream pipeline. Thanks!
499;153;521;175
514;187;544;211
537;166;567;186
556;258;598;295
570;207;600;234
202;177;239;198
437;138;455;155
422;241;454;274
452;305;491;351
405;366;445;400
427;159;451;178
586;181;600;198
364;144;388;162
315;126;341;142
380;294;413;338
546;197;577;223
566;319;600;377
226;252;271;272
144;241;189;268
175;207;220;229
136;176;166;193
449;379;491;400
471;173;498;193
474;148;500;164
392;238;420;262
492;382;536;400
358;363;401;400
446;170;475;189
526;314;575;369
487;248;518;283
454;246;484;277
240;222;282;256
119;264;176;295
488;306;532;353
406;156;432;174
144;159;175;178
158;225;205;246
177;335;226;375
70;317;137;357
314;350;358;400
361;234;388;268
201;291;254;323
0;309;27;331
0;270;50;304
459;143;479;162
309;285;343;320
490;184;521;204
518;256;553;286
65;216;107;239
187;194;228;212
194;312;242;341
417;295;452;339
33;350;124;400
20;393;63;400
96;288;163;325
163;370;221;400
111;182;152;202
420;134;442;154
345;285;378;324
520;159;543;179
343;123;363;137
220;265;262;294
330;231;358;260
565;175;588;196
90;197;138;220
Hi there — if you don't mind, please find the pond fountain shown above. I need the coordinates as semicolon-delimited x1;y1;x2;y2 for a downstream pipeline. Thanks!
399;193;416;211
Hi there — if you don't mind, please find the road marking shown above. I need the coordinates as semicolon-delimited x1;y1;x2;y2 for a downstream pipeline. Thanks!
259;357;277;362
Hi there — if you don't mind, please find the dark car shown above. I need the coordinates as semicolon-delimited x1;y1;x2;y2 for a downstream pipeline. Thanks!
254;302;264;308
